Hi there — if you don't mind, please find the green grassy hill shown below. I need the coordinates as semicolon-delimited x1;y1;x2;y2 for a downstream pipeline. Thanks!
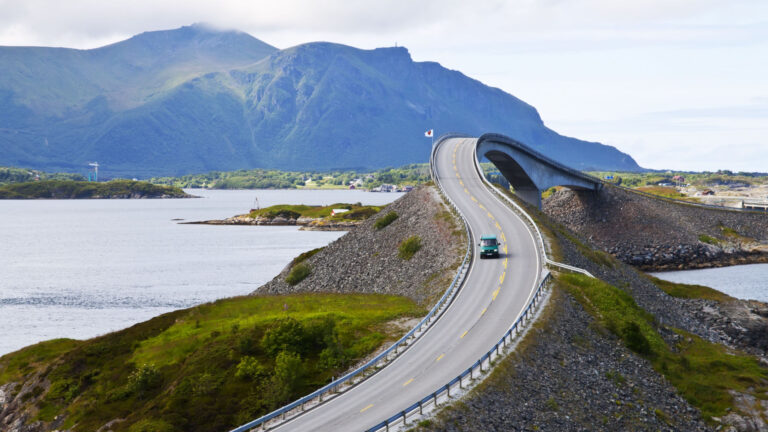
0;180;189;199
0;293;424;432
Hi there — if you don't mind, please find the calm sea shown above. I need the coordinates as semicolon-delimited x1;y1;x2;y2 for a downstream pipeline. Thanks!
0;189;402;356
651;263;768;302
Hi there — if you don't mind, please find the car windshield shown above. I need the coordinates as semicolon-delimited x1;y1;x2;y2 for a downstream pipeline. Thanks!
481;239;497;246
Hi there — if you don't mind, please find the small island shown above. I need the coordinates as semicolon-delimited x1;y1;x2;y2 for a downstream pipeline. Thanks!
0;180;192;199
186;203;383;230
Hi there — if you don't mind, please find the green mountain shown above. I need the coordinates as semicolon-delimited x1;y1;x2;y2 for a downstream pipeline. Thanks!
0;25;641;177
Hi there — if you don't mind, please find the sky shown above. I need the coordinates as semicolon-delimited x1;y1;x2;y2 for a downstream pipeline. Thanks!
0;0;766;172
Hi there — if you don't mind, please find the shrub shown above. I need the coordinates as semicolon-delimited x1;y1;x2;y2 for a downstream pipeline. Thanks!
273;351;304;393
398;235;422;260
127;364;162;399
698;234;719;245
373;211;398;230
235;356;268;381
622;321;652;355
261;318;307;356
286;263;311;285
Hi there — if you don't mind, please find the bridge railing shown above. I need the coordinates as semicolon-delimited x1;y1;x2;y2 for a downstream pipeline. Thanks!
228;136;475;432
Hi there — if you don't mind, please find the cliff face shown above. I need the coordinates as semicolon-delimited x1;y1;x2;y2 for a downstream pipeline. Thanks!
543;185;768;270
256;186;465;306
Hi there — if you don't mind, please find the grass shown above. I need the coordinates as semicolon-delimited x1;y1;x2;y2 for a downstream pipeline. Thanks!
398;235;422;260
636;186;686;199
285;263;311;285
647;275;734;303
0;293;425;432
558;273;768;421
373;211;399;230
698;234;720;245
249;203;381;221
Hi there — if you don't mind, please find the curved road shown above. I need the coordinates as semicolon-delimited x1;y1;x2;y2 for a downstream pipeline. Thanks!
273;137;541;431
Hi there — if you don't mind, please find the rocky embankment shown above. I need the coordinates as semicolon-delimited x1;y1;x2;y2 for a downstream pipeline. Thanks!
543;185;768;271
185;214;359;231
256;186;465;306
424;191;768;431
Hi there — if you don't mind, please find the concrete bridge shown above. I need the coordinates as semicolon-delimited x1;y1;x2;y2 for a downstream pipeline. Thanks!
476;133;603;208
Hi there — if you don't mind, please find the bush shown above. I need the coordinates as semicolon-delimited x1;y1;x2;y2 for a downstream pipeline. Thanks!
622;322;652;355
127;364;162;399
235;356;267;381
286;263;311;285
398;235;422;260
261;318;307;356
373;211;398;230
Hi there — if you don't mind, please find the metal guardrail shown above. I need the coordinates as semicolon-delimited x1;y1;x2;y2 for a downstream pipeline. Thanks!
366;134;577;432
366;273;552;432
610;182;768;214
471;143;595;279
228;137;475;432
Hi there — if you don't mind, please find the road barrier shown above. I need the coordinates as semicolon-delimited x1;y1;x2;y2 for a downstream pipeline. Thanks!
228;136;475;432
366;135;595;431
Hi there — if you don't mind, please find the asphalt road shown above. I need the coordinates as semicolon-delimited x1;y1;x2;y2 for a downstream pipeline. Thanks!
273;137;541;431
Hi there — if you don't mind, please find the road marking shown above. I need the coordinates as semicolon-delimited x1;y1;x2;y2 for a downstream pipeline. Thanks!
480;307;487;316
464;188;469;194
500;271;506;284
403;378;414;387
501;232;506;242
492;288;500;301
503;245;508;254
460;330;468;339
455;172;460;178
487;212;493;219
360;404;374;413
436;353;445;362
495;222;501;230
471;196;477;202
459;180;464;186
504;258;508;269
479;204;486;210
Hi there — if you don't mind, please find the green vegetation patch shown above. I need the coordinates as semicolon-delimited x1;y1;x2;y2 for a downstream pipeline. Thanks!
374;211;399;230
150;164;431;190
559;273;768;421
698;234;720;245
0;180;188;199
285;263;311;285
647;275;734;303
250;203;381;221
1;293;424;432
398;235;422;260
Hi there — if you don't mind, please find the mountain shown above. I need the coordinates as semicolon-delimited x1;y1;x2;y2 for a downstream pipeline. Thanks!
0;25;641;177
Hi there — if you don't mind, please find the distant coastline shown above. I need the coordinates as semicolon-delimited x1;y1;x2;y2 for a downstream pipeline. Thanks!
0;180;192;199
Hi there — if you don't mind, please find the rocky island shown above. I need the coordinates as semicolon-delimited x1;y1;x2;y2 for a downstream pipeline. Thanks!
185;202;384;231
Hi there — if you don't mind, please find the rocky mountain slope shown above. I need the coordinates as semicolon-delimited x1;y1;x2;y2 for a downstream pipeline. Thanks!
0;25;640;177
543;185;768;270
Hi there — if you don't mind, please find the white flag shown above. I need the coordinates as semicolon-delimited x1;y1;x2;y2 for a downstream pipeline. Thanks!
424;129;433;137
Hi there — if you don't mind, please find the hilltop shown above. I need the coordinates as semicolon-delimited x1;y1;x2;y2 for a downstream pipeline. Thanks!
0;25;640;177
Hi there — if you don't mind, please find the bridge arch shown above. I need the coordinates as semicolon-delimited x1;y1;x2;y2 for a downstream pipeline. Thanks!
476;133;602;208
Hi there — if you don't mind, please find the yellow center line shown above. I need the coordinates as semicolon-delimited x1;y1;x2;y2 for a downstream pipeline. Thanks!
464;188;469;194
460;330;468;339
492;288;500;301
503;245;508;254
495;222;501;230
403;378;414;387
479;204;486;210
471;196;477;202
436;353;445;362
459;180;464;186
456;172;460;178
487;212;494;219
360;404;374;413
503;258;508;269
500;271;506;284
480;307;487;316
501;232;506;242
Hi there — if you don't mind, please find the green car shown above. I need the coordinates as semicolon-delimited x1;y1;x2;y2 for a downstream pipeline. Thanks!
479;235;500;259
